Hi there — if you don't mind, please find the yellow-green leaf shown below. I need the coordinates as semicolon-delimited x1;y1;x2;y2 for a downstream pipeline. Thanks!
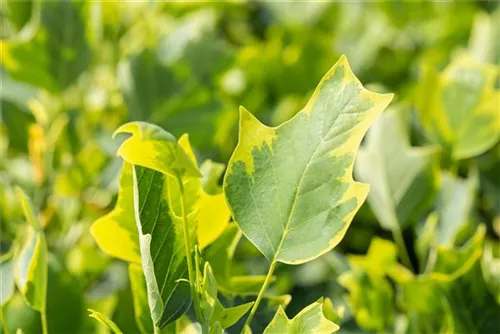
224;55;393;264
88;309;124;334
263;298;339;334
91;163;141;264
416;53;500;160
14;187;48;312
114;121;201;179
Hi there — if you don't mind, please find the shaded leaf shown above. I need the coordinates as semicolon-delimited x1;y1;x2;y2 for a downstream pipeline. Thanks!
204;224;268;296
355;106;439;230
128;263;154;334
0;253;15;306
132;165;192;329
224;56;393;264
14;187;47;312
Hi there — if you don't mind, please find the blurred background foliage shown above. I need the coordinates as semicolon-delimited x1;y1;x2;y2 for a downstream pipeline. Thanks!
1;1;499;333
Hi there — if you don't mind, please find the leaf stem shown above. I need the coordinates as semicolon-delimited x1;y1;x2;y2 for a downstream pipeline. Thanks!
177;176;203;326
391;226;414;271
243;260;277;331
41;306;48;334
1;307;9;334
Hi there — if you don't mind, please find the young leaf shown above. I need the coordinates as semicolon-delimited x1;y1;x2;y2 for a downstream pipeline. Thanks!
0;253;15;306
416;53;500;160
224;55;393;265
14;187;48;313
113;122;201;179
212;300;254;329
91;163;141;264
263;298;339;334
355;106;439;230
88;309;124;334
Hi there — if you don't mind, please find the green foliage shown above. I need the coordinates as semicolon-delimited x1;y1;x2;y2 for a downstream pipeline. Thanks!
1;2;499;334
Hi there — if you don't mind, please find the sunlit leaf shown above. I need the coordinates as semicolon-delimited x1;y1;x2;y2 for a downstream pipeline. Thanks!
114;122;201;179
88;309;123;334
416;53;500;160
263;298;339;334
91;163;141;263
224;55;393;264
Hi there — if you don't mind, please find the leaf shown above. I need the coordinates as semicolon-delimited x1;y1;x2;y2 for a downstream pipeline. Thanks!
198;261;218;323
91;162;141;263
114;122;201;179
204;224;268;296
224;55;393;264
482;239;500;303
338;269;394;332
416;53;500;160
46;254;85;334
263;298;339;334
88;309;124;334
128;263;154;334
434;171;478;247
355;106;439;230
0;1;91;92
2;293;42;334
176;134;230;250
14;187;47;312
212;300;254;329
132;165;192;329
0;253;15;306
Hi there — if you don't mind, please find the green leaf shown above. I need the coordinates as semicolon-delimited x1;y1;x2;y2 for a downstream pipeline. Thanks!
46;254;85;334
0;1;91;92
263;298;339;334
482;239;500;303
416;53;500;160
14;187;47;312
91;163;141;263
224;55;393;264
128;263;154;334
2;293;42;334
204;224;268;296
198;262;218;323
88;309;124;334
132;165;192;329
0;253;15;306
355;106;439;230
435;171;478;247
212;300;254;329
